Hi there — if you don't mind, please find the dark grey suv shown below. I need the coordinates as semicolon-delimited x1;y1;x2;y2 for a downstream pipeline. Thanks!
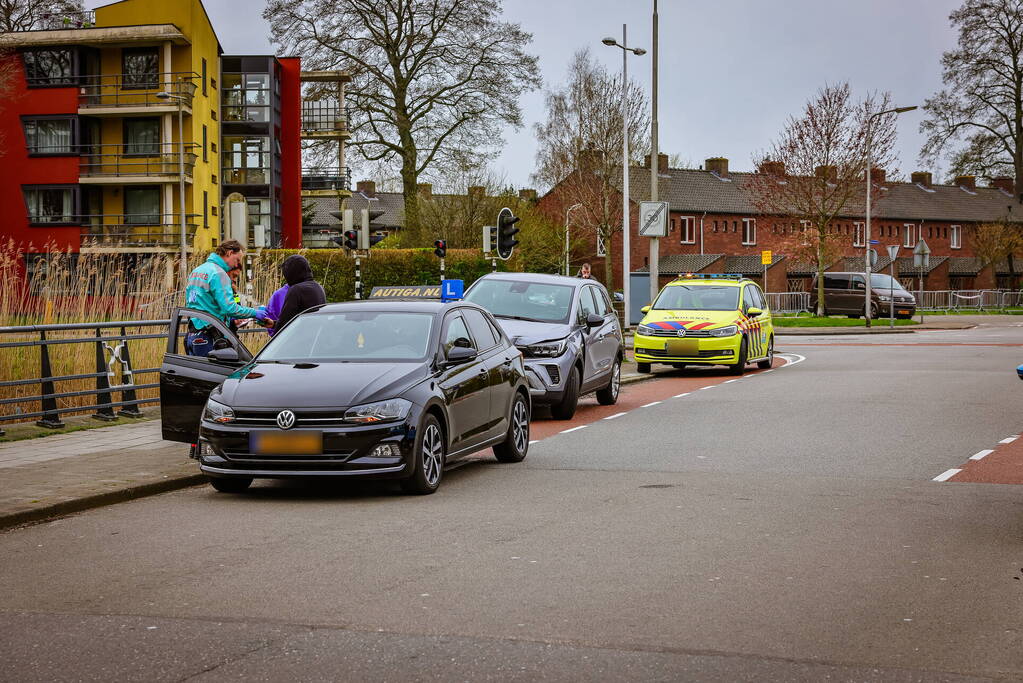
463;273;623;419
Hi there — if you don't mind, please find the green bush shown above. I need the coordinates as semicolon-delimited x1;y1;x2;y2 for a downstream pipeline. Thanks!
256;248;519;302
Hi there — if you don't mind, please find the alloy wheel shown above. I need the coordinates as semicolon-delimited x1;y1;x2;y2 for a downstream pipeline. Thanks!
610;361;621;399
422;423;443;486
512;398;529;454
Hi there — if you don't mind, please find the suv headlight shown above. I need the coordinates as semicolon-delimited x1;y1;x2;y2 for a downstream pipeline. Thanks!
877;294;892;301
517;338;568;358
344;398;413;424
203;399;235;424
636;324;659;336
707;325;739;337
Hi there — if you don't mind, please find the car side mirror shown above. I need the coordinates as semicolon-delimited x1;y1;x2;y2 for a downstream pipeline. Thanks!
445;345;477;364
641;305;650;314
746;307;763;318
208;347;241;364
585;313;603;329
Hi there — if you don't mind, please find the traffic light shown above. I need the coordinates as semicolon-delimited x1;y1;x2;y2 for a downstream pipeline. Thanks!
496;207;519;260
343;230;358;250
434;239;447;258
482;224;497;253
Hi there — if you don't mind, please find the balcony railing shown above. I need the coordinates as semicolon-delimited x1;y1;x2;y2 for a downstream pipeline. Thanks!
81;214;199;247
78;72;198;110
301;102;351;133
32;10;97;30
79;143;198;179
301;167;352;192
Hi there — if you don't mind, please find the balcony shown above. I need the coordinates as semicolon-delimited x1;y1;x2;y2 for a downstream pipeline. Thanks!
79;143;198;184
301;167;352;197
301;102;351;138
78;72;198;115
31;10;97;30
80;214;199;248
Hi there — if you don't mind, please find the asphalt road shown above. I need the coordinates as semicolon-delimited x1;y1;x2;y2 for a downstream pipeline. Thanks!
2;322;1023;681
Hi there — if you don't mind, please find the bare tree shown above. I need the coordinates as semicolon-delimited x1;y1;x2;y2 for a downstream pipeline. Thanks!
748;83;898;316
0;0;85;32
263;0;541;230
532;48;649;288
920;0;1023;192
973;219;1023;281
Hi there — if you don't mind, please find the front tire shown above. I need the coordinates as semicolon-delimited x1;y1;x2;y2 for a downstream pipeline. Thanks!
757;336;774;369
636;362;652;374
494;393;529;463
728;337;748;375
209;477;252;493
401;414;444;495
595;358;621;405
551;365;580;420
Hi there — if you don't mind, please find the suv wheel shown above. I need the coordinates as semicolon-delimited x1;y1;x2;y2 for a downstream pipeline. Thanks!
596;358;621;405
636;362;652;374
757;336;774;369
728;338;748;375
551;366;580;420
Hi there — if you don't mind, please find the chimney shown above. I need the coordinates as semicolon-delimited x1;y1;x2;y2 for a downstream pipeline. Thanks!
869;168;886;185
356;180;376;197
955;174;976;191
578;148;605;174
815;165;838;183
467;185;485;199
911;171;932;188
644;153;669;173
705;157;729;177
758;159;785;177
518;188;538;202
417;182;432;200
991;176;1015;195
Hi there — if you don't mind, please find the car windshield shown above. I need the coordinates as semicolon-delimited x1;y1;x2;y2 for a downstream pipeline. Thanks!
463;279;574;324
653;285;739;311
870;273;906;290
258;311;435;362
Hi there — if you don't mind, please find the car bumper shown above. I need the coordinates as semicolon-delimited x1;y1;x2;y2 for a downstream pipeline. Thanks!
521;355;574;404
633;333;739;365
878;302;916;317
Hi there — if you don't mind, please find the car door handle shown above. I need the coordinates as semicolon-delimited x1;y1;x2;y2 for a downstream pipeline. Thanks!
479;367;488;374
502;357;513;366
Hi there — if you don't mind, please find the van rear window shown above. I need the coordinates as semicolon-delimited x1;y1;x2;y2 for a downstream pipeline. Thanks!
823;274;849;289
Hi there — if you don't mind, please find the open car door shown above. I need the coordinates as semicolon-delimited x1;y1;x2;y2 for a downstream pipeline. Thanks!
160;308;253;443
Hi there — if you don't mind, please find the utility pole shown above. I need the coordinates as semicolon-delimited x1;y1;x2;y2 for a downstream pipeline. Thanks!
648;0;659;305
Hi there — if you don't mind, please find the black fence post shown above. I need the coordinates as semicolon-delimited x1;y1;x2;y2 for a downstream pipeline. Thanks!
93;327;116;421
35;330;65;429
116;326;143;418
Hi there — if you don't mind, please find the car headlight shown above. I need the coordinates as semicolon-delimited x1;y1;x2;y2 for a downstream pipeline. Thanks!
343;398;413;424
707;325;739;337
203;399;235;424
877;295;892;301
636;324;659;336
517;338;568;358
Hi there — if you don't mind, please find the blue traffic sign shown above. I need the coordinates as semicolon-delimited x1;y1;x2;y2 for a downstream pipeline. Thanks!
869;239;879;244
441;279;464;301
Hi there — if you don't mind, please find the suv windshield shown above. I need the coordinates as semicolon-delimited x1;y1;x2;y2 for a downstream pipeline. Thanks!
258;311;435;362
653;285;739;311
870;273;906;290
463;279;574;324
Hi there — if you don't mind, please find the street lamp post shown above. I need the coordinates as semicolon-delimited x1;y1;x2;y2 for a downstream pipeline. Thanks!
157;91;188;289
865;105;916;328
564;203;583;276
602;28;645;329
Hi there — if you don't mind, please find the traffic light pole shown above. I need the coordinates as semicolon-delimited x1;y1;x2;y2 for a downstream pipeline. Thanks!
440;257;445;284
354;254;362;300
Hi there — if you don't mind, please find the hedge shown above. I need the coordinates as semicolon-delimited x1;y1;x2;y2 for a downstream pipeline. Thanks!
257;248;519;302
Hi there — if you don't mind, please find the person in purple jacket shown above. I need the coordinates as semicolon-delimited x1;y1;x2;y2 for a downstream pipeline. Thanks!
264;282;289;336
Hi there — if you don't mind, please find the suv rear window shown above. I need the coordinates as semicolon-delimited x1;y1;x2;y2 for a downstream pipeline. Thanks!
823;274;850;289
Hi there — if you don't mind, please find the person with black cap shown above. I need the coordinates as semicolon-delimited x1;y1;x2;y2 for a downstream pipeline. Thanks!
274;255;326;332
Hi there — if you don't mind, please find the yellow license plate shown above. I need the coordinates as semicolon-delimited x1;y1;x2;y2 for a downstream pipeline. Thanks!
897;310;910;315
250;431;323;455
666;339;699;355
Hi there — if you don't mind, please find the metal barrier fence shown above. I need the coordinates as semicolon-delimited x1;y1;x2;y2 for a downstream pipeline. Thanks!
765;292;811;314
917;289;1023;311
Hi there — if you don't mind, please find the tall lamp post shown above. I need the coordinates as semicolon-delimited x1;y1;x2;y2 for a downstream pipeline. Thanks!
602;28;645;329
865;105;916;327
564;203;583;276
156;91;189;289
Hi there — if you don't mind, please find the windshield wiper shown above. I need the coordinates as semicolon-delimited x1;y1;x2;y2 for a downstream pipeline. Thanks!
495;314;548;323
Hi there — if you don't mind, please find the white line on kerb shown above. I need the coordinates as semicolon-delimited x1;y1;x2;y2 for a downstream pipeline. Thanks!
673;392;690;398
933;468;962;482
724;379;738;383
560;426;587;434
528;440;539;445
699;385;714;390
1000;436;1019;444
969;449;994;461
641;401;661;408
603;412;627;420
762;369;774;373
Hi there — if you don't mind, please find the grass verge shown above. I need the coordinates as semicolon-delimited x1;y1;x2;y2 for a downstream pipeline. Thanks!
773;315;919;327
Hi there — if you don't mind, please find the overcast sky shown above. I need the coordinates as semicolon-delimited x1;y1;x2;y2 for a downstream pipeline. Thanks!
90;0;965;189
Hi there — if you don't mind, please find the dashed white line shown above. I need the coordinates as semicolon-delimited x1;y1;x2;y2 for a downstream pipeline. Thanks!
724;379;738;383
933;468;962;482
673;392;690;398
969;449;994;461
999;436;1018;444
699;385;714;390
603;412;627;420
762;369;774;373
560;425;587;434
641;401;661;408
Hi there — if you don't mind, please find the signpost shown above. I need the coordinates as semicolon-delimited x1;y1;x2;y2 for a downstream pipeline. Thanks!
638;201;669;237
887;245;900;328
761;250;772;291
913;240;930;324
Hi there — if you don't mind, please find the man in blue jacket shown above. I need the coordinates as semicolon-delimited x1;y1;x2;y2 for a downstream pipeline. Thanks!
184;240;272;356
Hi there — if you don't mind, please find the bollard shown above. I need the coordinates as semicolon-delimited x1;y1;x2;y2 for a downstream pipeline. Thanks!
35;330;65;429
93;327;116;421
116;326;143;418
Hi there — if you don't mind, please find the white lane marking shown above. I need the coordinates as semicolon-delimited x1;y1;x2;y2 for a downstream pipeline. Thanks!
560;425;587;434
999;436;1018;444
528;440;539;445
641;401;661;408
603;412;627;420
776;353;806;367
700;385;714;390
933;469;962;482
673;392;691;398
724;379;738;383
969;449;994;461
762;369;774;373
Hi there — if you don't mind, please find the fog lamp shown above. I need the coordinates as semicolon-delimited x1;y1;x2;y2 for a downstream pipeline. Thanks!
370;444;401;458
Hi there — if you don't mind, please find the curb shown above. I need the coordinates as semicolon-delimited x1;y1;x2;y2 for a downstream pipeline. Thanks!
0;473;206;532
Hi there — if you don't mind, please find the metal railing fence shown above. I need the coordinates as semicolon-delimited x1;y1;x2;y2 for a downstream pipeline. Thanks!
764;292;810;314
767;289;1023;315
78;72;198;109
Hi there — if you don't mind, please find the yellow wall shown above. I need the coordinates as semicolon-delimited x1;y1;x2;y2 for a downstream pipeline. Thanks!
93;0;221;252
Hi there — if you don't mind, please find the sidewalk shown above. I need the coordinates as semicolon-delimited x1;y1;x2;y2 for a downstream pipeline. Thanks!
0;364;654;530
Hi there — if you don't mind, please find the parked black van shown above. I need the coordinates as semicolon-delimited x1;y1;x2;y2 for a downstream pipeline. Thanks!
810;272;916;319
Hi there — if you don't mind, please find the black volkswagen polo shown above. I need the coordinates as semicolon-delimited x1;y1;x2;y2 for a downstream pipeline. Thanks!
160;300;531;495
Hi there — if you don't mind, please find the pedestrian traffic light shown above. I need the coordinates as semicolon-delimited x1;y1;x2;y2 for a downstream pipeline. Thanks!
343;230;358;250
434;239;447;258
496;207;519;260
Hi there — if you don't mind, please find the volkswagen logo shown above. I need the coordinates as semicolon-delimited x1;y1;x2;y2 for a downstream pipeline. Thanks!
276;410;296;430
676;328;687;338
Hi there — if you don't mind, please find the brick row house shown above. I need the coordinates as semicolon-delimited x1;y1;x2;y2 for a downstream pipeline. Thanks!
539;154;1022;295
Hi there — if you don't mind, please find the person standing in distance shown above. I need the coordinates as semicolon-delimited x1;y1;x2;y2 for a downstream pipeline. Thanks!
578;262;594;279
273;255;326;333
184;240;272;356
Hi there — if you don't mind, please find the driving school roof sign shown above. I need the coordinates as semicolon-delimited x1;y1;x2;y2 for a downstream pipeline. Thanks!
369;285;442;299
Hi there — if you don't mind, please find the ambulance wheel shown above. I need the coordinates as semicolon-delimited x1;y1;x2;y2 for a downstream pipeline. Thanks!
757;336;774;369
728;338;748;375
637;362;652;374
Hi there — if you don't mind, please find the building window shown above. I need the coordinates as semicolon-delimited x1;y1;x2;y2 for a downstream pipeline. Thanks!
122;48;159;89
951;225;961;249
222;72;271;123
23;117;75;154
741;218;756;245
248;198;271;245
124;186;160;225
23;49;75;86
679;216;696;244
123;118;160;156
202;124;208;162
223;135;270;184
23;186;76;224
853;222;864;247
204;191;208;229
202;58;207;96
712;220;718;233
732;220;738;233
903;223;916;248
